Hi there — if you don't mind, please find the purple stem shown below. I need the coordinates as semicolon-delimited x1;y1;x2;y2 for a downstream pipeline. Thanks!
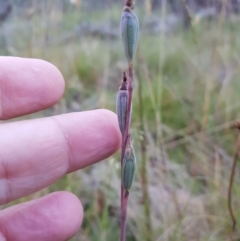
120;64;133;241
121;190;129;241
123;65;133;152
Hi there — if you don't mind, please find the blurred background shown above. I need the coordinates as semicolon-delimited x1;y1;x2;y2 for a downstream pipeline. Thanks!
2;0;240;240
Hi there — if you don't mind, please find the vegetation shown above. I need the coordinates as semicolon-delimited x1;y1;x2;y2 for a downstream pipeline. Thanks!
2;2;240;240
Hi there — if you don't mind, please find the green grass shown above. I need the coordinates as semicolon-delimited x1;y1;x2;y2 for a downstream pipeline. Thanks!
3;4;240;241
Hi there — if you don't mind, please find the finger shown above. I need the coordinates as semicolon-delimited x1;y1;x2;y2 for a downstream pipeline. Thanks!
0;191;83;241
0;109;121;204
0;57;65;120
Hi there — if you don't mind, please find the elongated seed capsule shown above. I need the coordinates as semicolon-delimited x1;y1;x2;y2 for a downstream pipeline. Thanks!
116;89;128;136
116;73;128;136
120;6;139;63
122;145;136;191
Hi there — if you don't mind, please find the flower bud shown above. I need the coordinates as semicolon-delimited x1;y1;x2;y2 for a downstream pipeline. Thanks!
122;144;136;191
120;6;139;63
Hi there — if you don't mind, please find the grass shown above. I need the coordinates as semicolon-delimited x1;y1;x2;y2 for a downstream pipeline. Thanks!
2;3;240;240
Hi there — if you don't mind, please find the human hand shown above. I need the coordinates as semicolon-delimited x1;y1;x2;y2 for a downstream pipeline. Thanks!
0;57;121;241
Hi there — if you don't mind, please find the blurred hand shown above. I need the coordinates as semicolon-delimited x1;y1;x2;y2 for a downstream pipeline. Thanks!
0;57;121;241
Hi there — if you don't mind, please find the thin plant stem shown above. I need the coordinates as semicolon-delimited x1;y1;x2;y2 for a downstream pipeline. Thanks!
121;190;129;241
228;123;240;240
156;0;166;170
181;0;192;29
145;0;152;16
120;65;134;241
137;67;153;241
120;144;125;241
201;0;227;131
125;65;133;144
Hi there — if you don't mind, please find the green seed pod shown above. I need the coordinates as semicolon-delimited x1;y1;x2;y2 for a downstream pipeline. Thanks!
120;6;139;63
122;145;136;191
116;89;128;136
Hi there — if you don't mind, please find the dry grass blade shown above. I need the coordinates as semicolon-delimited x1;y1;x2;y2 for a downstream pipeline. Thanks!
227;122;240;240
